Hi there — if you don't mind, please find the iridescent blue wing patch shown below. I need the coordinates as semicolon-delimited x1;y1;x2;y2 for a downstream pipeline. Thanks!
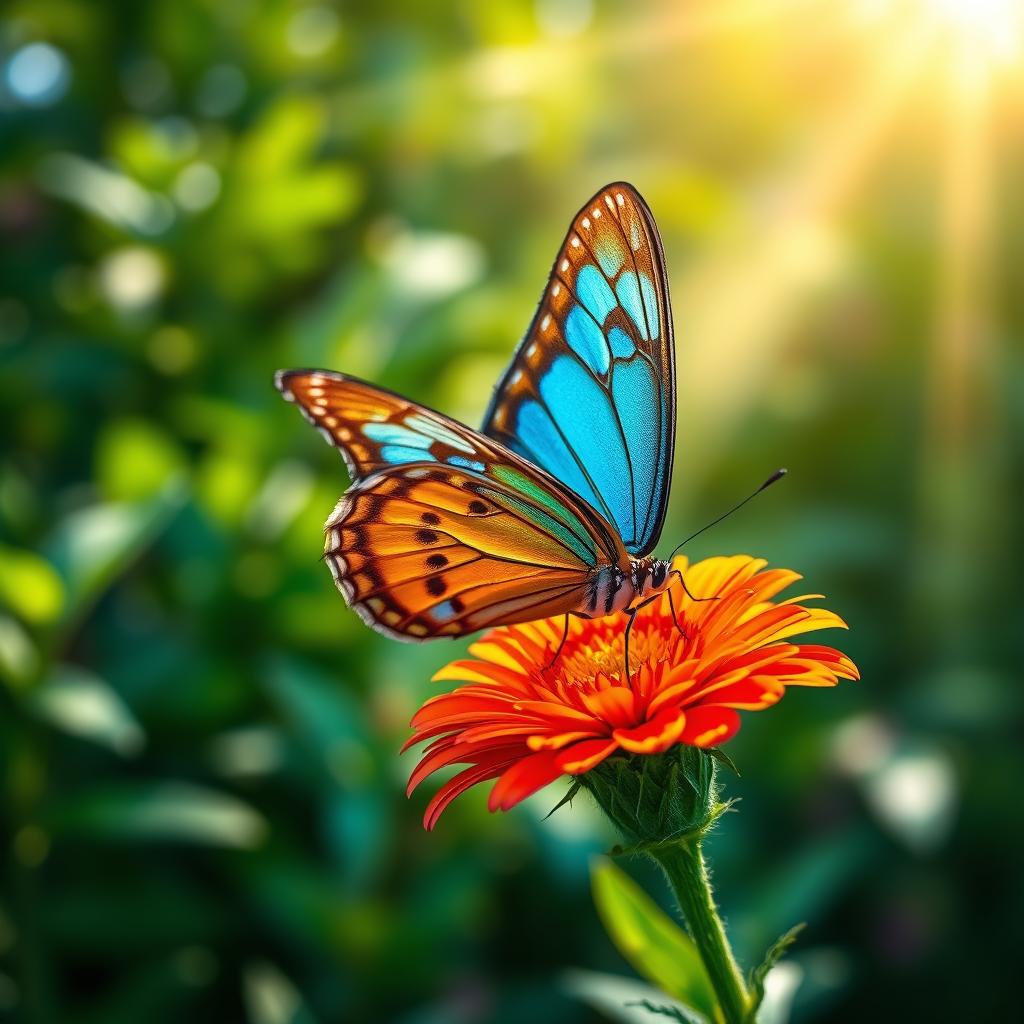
482;183;676;556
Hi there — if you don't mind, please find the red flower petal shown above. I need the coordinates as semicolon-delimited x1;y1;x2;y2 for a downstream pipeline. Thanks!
556;738;618;774
423;761;510;830
689;676;785;710
679;706;741;747
580;685;638;727
527;729;607;751
613;707;687;754
488;750;564;812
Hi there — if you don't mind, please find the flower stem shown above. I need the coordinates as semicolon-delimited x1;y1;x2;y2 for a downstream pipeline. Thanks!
649;838;749;1024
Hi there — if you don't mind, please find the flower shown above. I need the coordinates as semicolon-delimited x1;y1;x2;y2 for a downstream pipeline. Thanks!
405;555;859;829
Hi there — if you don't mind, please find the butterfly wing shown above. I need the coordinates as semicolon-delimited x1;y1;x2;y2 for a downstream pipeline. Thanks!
275;371;629;640
276;368;499;482
328;461;613;640
276;369;620;559
482;182;675;557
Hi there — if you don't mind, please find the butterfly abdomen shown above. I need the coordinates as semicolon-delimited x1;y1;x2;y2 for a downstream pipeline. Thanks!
584;563;634;617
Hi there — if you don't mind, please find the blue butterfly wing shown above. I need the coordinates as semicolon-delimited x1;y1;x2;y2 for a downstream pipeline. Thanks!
483;183;676;556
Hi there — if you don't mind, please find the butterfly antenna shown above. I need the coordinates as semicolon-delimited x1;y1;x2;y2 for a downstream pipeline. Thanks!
668;468;787;560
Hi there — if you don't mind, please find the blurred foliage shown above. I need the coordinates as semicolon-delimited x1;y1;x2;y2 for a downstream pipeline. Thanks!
1;0;1022;1021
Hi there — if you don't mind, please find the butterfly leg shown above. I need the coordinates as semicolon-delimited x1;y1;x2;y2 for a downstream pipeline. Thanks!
622;591;664;681
671;568;719;604
667;586;688;643
545;614;571;671
623;608;638;682
623;580;696;679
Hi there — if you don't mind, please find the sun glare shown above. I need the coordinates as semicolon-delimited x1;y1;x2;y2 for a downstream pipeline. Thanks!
856;0;1022;64
925;0;1021;62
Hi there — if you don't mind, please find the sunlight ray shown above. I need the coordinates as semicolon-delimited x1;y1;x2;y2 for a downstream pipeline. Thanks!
666;23;938;496
911;44;1006;656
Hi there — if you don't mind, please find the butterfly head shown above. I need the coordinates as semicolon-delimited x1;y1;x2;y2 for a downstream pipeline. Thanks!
630;557;673;603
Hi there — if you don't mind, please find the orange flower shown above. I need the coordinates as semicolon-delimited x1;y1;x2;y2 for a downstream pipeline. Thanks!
405;555;859;829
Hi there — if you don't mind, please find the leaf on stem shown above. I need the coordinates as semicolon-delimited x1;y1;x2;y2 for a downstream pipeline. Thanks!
562;969;710;1024
746;922;806;1020
627;998;697;1021
591;857;718;1021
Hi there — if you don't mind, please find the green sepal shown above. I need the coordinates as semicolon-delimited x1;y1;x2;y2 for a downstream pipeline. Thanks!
578;746;719;847
705;745;741;778
544;779;582;820
745;922;805;1021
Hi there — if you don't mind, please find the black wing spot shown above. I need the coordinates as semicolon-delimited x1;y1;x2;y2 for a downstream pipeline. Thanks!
426;576;447;597
426;554;448;569
467;500;488;515
415;529;439;544
450;596;465;614
362;496;387;520
421;511;441;525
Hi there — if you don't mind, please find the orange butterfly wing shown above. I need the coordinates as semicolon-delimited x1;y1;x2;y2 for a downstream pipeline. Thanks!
275;371;629;640
329;463;609;640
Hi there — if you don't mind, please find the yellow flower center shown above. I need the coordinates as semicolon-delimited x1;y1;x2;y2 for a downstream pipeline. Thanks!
552;617;676;688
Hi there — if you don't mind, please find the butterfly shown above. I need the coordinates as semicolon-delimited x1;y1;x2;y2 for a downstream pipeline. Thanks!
276;183;680;651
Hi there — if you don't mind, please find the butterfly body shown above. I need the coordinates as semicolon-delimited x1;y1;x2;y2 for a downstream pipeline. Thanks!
586;557;674;619
277;183;677;643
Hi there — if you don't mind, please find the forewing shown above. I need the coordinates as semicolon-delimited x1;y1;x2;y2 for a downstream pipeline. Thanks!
275;369;624;565
327;462;611;640
276;369;495;480
483;182;676;556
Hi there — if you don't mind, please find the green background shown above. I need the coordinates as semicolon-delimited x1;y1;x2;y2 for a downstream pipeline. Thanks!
1;1;1020;1021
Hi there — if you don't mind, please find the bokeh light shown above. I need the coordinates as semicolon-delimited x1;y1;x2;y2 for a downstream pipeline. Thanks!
5;42;69;106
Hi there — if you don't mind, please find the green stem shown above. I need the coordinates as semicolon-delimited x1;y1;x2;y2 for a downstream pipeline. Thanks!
649;838;749;1024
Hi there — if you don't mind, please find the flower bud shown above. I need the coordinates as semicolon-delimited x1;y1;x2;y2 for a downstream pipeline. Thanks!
578;744;719;847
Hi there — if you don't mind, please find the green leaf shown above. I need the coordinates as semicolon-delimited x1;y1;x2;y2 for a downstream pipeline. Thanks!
591;857;717;1021
31;664;145;756
47;781;267;849
0;545;65;625
244;960;319;1024
44;482;186;629
627;999;693;1022
746;923;806;1021
562;969;710;1024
